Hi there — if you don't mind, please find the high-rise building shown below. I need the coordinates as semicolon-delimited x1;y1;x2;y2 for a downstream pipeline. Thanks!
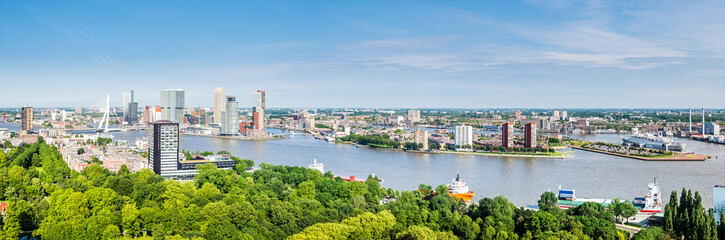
524;123;537;148
160;89;185;123
123;90;138;124
561;111;568;119
123;90;133;119
142;106;152;124
213;87;225;125
408;110;421;123
21;107;33;132
454;125;473;149
414;129;429;150
149;121;180;178
125;102;138;124
502;122;514;148
221;96;239;134
553;111;560;118
253;90;266;130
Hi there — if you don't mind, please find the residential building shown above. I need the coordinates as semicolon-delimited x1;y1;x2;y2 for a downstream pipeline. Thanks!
160;89;185;123
148;121;235;179
525;123;537;148
252;90;265;130
21;107;33;133
502;122;514;148
149;121;181;178
454;125;473;149
414;129;429;150
213;87;225;124
408;109;421;123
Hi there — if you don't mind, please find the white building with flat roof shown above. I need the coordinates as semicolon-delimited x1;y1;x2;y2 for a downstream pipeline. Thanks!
454;125;473;150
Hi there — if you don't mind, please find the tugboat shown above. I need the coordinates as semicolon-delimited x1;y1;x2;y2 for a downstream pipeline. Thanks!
632;178;662;213
448;174;475;202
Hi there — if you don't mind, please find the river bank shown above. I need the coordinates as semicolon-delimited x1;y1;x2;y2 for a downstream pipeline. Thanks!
180;132;285;141
571;145;709;161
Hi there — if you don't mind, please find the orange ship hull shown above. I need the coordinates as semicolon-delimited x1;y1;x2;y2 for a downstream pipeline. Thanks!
451;192;475;202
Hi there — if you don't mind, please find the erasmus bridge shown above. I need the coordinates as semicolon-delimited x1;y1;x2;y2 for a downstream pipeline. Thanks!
67;94;123;134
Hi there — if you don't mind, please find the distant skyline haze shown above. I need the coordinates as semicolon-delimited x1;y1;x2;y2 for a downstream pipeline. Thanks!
1;0;725;108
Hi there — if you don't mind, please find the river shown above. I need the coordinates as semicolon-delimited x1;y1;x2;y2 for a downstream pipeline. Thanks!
3;121;725;208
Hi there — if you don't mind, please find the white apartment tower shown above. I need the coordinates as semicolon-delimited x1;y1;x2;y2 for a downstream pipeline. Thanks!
454;125;473;149
213;87;225;125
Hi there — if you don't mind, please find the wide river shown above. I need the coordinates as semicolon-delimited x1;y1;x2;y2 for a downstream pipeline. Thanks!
2;122;724;208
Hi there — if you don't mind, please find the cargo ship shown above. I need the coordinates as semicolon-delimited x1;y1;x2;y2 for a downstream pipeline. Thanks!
448;174;475;202
622;132;685;151
556;178;662;213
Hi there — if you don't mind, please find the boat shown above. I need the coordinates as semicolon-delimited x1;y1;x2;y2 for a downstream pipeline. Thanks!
555;187;613;209
556;178;662;213
622;132;685;151
632;178;662;213
307;159;324;173
448;174;475;202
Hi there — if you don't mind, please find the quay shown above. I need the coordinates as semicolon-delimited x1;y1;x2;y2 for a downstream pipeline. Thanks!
571;145;709;161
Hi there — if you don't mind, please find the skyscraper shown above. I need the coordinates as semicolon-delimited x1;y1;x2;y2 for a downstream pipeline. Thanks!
524;123;537;148
253;90;265;130
502;122;514;148
149;121;179;178
221;96;239;134
213;87;225;125
454;125;473;149
21;107;33;132
160;89;185;123
123;90;133;117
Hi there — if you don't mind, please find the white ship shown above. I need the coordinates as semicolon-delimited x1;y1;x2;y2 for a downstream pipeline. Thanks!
307;159;324;173
632;178;662;213
622;133;685;151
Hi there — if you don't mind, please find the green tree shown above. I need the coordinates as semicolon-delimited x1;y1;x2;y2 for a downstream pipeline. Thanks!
538;191;558;210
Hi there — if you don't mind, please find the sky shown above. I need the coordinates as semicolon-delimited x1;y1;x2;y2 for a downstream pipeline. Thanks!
1;0;724;109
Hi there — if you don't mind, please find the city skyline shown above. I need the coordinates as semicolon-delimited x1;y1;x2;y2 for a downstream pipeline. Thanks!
2;1;725;108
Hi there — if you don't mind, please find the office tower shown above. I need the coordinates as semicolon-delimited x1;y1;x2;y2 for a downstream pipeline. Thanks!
253;90;265;130
123;90;133;119
408;109;421;123
414;129;429;150
561;111;568;118
502;122;514;148
149;121;179;178
553;111;560;118
21;107;33;132
125;102;138;124
160;89;185;123
525;123;537;148
221;96;239;134
213;87;225;124
702;108;705;136
454;125;473;149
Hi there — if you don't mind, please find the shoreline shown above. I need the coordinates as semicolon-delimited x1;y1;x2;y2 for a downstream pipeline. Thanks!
571;145;709;161
339;141;572;159
181;132;285;141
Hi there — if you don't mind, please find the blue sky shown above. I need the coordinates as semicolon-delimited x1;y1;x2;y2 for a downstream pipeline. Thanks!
1;0;724;108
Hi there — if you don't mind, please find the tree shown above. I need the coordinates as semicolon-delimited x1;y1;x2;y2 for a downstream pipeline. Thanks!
77;148;85;155
538;191;558;210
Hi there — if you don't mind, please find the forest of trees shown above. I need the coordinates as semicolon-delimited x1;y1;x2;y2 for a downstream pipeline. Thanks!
0;138;723;239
